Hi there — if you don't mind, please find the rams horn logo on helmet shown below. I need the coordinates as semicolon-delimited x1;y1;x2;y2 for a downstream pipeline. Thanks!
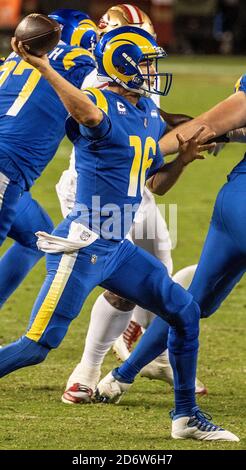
95;26;172;97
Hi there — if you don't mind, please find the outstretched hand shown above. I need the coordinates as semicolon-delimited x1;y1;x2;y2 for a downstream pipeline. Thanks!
11;37;49;72
177;126;216;166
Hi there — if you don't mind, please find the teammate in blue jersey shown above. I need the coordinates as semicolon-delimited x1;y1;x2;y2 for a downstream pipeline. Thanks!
97;74;246;426
0;26;238;442
0;10;97;307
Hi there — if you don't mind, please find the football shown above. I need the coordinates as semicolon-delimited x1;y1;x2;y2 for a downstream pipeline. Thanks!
15;13;61;57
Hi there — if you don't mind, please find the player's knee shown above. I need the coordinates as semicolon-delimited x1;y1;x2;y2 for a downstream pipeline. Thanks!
21;336;50;365
39;325;69;349
165;285;200;352
103;291;136;311
167;298;200;354
162;281;200;325
179;298;200;330
31;343;49;364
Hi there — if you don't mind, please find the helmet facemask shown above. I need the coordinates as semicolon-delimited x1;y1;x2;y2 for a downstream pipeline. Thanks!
135;51;172;97
112;53;172;98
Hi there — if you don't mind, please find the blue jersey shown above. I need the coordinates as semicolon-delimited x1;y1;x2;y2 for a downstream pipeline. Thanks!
0;45;95;188
231;73;246;173
66;88;166;240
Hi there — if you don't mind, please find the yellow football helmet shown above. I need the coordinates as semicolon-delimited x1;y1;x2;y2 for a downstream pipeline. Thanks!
98;4;156;38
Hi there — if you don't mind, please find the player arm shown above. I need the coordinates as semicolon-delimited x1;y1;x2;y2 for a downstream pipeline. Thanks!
147;157;185;195
159;108;192;132
148;127;216;196
159;91;246;155
11;39;102;127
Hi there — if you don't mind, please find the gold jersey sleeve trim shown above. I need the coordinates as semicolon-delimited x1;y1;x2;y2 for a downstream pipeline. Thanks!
83;87;109;115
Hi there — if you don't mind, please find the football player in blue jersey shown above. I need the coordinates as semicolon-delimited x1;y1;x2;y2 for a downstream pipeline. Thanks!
0;26;238;442
60;4;206;402
170;76;246;322
0;10;97;307
1;6;205;401
97;75;246;430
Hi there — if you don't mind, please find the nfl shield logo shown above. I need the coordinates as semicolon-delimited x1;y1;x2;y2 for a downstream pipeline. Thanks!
91;254;97;264
144;118;148;128
80;230;90;241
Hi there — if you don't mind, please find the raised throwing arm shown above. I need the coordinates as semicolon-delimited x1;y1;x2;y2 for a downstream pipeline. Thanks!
11;39;102;127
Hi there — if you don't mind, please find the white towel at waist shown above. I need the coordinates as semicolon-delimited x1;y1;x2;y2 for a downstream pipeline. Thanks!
36;221;98;254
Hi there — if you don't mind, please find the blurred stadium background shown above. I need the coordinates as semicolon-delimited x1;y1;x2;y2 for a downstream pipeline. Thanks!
0;0;246;452
0;0;246;56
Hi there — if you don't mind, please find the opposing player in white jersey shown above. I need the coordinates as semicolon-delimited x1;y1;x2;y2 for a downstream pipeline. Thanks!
59;4;206;404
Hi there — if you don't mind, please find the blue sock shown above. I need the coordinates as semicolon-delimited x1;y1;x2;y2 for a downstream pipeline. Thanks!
169;348;197;417
168;301;200;417
0;336;49;377
172;387;197;418
0;242;43;308
117;316;169;383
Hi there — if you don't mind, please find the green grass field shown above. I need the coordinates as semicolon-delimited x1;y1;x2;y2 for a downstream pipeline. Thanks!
0;56;246;450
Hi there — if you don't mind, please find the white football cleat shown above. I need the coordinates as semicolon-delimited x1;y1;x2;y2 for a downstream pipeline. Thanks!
171;407;239;441
113;320;142;361
140;352;207;396
113;323;207;395
62;383;94;404
195;378;208;396
113;334;131;362
140;352;174;385
96;369;131;404
65;363;101;393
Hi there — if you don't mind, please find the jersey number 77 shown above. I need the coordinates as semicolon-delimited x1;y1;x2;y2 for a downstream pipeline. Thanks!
0;60;41;116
